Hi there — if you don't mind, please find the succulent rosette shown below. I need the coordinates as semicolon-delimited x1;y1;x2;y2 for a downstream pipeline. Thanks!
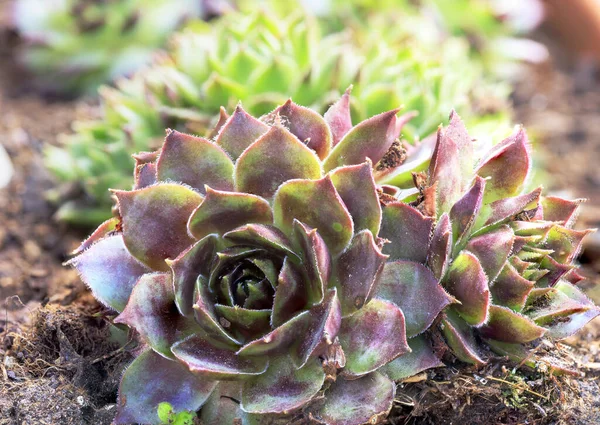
68;98;452;424
408;113;599;370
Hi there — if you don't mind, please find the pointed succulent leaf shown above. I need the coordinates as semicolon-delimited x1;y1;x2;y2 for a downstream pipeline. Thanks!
214;305;272;341
537;255;572;287
440;310;486;365
272;258;308;328
444;251;489;326
156;130;234;193
541;196;581;226
207;107;230;140
200;383;243;425
481;187;542;228
72;217;120;255
324;88;353;146
309;372;395;425
543;226;592;263
339;298;409;378
323;109;399;172
427;213;452;280
188;187;273;240
428;128;461;214
377;261;453;337
172;334;269;379
115;273;200;359
490;263;534;312
476;127;531;202
134;162;158;189
114;183;203;271
479;305;546;343
273;176;353;256
114;350;217;425
272;99;333;160
379;335;444;380
215;104;269;160
334;230;387;316
241;356;325;414
446;110;475;186
465;225;514;282
449;176;485;244
168;234;218;317
379;202;434;263
292;220;330;304
224;224;298;260
235;125;322;199
67;234;151;312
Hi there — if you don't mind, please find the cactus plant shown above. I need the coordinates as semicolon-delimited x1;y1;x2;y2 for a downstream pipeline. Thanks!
46;7;511;226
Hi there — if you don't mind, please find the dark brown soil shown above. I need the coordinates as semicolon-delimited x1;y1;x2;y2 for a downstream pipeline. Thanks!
0;16;599;425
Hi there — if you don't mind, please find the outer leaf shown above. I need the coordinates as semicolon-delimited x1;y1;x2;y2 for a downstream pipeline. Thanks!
156;130;234;193
72;217;119;255
444;251;489;326
479;305;546;343
188;187;273;240
323;109;399;172
309;372;395;425
168;234;218;317
465;225;514;282
115;273;200;359
379;202;434;263
441;310;485;365
330;162;382;236
114;350;216;425
241;356;325;414
428;128;461;214
334;230;387;316
490;263;534;312
200;383;243;425
379;335;444;380
541;196;580;226
273;176;353;256
66;234;151;312
172;334;269;379
427;213;452;280
324;87;353;146
235;125;322;199
273;99;333;159
377;261;453;337
114;183;203;271
338;298;409;378
445;110;475;187
215;104;269;160
481;187;542;228
543;226;592;263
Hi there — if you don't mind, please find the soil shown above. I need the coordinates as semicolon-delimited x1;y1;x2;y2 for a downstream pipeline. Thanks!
0;15;599;425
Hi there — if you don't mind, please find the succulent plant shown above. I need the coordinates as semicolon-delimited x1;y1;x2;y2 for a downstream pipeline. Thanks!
407;112;599;370
46;6;511;226
13;0;227;94
68;98;454;424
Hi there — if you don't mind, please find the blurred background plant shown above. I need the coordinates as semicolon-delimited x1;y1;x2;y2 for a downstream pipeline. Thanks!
45;1;519;226
12;0;232;95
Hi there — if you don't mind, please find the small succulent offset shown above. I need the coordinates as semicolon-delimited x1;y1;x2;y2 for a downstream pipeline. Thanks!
46;7;511;225
68;97;453;424
412;113;599;370
12;0;225;94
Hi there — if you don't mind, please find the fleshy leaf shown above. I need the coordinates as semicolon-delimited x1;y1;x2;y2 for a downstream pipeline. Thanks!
206;106;230;140
156;130;234;193
541;196;580;226
241;356;325;414
441;310;486;365
200;383;243;425
481;187;542;228
334;230;387;316
323;108;399;172
272;258;308;328
273;176;353;256
444;251;489;326
223;224;298;260
465;225;514;282
330;162;382;236
273;99;333;160
427;213;452;280
379;202;434;263
134;162;158;189
114;183;203;271
115;273;200;359
215;104;269;160
72;217;119;255
490;263;534;312
324;87;353;146
309;372;395;425
214;305;272;341
377;261;453;337
476;127;531;203
114;350;216;425
235;125;322;199
479;305;546;343
543;225;591;263
446;110;475;185
428;127;461;214
379;335;444;380
293;220;330;304
339;298;409;378
449;176;485;244
66;235;151;312
168;234;218;317
188;187;273;240
172;334;269;379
